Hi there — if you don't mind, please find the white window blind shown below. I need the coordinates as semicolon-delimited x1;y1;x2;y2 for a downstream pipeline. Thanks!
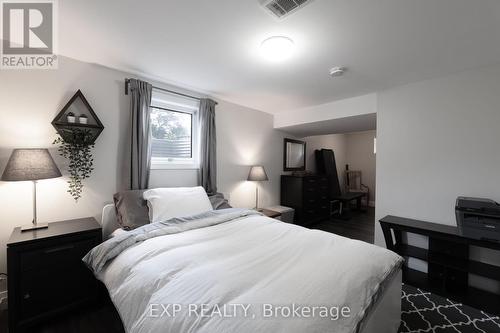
150;90;200;169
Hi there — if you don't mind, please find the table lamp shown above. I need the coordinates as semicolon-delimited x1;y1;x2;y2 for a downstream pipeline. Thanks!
247;165;268;211
1;149;62;231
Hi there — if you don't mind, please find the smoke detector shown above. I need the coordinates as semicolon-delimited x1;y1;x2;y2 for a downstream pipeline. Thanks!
329;67;346;77
259;0;314;19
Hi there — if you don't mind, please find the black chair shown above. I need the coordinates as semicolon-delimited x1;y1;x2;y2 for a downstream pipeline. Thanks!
315;149;365;216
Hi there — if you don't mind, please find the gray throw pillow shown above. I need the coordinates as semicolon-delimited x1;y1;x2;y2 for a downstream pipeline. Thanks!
209;192;232;210
113;190;232;230
113;190;149;230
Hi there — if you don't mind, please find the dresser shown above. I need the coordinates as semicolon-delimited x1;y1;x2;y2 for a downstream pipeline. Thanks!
280;175;330;225
7;218;102;332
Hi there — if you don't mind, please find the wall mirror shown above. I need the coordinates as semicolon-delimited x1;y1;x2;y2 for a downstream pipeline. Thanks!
283;138;306;171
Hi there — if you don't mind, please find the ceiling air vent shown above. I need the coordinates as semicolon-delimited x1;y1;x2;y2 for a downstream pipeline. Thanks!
260;0;314;19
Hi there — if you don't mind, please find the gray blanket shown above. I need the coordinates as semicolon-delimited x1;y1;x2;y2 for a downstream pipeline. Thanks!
83;208;261;273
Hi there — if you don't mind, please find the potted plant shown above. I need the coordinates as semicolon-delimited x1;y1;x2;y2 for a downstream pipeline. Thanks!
53;128;95;201
79;114;88;124
67;112;76;123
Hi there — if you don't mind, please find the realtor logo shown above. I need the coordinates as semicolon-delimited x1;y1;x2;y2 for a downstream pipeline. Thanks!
1;0;58;69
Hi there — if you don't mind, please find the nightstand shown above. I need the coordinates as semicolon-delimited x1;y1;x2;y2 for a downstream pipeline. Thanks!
261;208;281;219
7;218;102;333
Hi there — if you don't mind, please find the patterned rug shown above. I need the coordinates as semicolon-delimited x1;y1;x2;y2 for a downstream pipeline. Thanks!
399;284;500;333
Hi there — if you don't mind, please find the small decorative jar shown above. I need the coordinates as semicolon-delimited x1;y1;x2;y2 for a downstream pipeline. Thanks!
79;114;88;124
67;112;76;123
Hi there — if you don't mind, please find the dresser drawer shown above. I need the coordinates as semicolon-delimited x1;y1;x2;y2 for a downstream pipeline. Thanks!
318;193;329;202
304;197;318;207
302;208;318;219
317;176;329;184
304;177;319;185
20;236;99;272
318;182;329;194
19;264;97;319
318;202;330;215
303;185;317;196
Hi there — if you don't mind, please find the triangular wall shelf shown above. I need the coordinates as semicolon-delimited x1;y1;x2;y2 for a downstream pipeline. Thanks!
52;90;104;144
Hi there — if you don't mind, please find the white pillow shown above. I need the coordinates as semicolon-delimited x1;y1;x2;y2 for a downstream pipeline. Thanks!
143;186;213;223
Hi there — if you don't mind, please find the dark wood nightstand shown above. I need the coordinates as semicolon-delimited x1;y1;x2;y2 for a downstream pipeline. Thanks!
7;218;102;333
261;209;281;219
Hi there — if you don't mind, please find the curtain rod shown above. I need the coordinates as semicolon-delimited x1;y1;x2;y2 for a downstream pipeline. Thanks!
124;78;217;105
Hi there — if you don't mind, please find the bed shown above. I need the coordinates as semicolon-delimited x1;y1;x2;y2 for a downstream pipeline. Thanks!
87;203;402;333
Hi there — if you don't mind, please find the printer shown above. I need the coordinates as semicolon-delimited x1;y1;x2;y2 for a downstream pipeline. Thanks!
456;197;500;242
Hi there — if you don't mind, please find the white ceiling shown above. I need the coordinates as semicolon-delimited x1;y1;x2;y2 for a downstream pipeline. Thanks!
59;0;500;114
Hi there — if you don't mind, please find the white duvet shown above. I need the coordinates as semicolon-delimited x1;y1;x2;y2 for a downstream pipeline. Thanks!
98;214;402;333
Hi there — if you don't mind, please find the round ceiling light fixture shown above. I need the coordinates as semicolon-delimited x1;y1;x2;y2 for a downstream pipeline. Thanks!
260;36;295;62
329;66;346;77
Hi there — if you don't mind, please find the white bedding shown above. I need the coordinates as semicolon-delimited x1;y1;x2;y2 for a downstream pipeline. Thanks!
98;214;402;333
143;186;213;223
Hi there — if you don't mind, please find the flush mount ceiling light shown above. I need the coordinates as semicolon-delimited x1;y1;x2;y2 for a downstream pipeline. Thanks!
260;36;294;62
329;66;346;77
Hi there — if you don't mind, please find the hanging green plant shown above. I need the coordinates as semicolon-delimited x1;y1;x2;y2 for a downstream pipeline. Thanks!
53;128;95;201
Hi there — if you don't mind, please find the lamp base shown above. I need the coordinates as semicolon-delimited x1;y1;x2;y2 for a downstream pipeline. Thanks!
21;223;48;232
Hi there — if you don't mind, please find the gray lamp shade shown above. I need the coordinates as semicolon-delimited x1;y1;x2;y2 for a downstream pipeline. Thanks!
247;165;268;181
1;149;62;182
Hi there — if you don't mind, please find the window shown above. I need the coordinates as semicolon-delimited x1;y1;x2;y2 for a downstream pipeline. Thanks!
150;90;200;169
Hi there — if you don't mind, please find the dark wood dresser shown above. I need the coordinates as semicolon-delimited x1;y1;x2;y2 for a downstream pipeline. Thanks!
7;218;102;333
380;215;500;315
281;174;330;225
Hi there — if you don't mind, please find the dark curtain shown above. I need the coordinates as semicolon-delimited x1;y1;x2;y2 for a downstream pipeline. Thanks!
129;79;152;190
199;99;217;195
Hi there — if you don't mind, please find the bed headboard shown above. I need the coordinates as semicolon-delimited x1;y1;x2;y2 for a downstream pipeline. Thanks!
100;192;232;240
101;204;121;240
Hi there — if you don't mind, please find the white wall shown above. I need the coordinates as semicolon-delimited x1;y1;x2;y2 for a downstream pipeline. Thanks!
345;130;376;204
303;131;376;204
149;101;288;209
149;169;198;188
0;56;128;276
375;64;500;247
0;56;286;276
274;93;377;129
216;101;288;208
303;134;347;186
375;64;500;296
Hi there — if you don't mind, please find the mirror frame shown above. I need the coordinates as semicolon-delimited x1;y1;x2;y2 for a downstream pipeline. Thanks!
283;138;306;171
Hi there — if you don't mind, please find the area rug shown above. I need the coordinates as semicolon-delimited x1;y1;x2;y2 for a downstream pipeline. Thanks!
399;284;500;333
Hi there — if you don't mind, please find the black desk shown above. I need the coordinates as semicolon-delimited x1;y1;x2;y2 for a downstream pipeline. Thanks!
380;215;500;315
